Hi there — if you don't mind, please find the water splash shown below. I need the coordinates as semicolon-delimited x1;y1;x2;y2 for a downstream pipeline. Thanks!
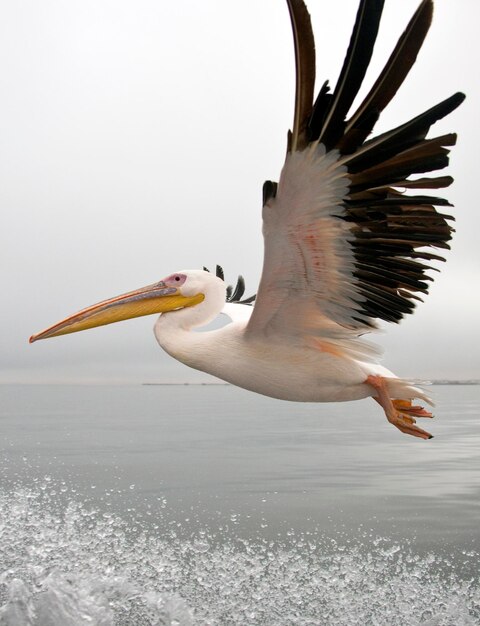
0;485;479;626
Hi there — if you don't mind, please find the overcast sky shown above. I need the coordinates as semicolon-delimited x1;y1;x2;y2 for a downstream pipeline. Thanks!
1;0;478;384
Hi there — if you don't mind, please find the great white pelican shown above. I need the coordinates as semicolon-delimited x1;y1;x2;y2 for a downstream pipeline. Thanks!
30;0;464;440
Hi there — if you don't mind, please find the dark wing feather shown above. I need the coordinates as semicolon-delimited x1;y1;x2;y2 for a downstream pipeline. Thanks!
345;94;464;175
317;0;385;149
286;0;316;151
262;180;278;205
263;0;315;203
340;0;433;153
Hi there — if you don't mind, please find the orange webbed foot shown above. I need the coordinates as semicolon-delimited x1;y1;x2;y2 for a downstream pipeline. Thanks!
367;375;434;440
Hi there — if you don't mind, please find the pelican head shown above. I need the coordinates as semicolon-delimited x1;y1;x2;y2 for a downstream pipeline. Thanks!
29;269;226;343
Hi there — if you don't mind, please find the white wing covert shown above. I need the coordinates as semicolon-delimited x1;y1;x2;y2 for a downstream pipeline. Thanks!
250;145;360;334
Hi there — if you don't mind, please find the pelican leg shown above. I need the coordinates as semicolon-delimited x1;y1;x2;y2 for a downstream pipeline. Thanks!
366;375;433;440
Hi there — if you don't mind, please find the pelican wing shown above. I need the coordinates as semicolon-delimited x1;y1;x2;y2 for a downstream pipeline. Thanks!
247;0;464;343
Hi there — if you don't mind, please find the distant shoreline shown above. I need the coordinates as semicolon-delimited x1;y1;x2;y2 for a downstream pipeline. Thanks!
142;381;480;386
142;382;230;386
430;381;480;385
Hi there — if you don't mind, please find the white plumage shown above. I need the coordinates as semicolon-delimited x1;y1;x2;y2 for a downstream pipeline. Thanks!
153;270;427;405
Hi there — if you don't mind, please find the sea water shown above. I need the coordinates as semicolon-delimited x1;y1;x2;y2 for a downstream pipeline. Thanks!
0;384;479;625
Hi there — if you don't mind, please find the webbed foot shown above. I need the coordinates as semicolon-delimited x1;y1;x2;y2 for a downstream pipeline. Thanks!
366;375;433;440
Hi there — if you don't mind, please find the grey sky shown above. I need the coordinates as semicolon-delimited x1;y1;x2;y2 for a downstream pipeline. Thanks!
1;0;479;384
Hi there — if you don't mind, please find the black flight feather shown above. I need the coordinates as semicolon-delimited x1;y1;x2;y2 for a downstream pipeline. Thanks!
342;0;433;152
317;0;385;149
286;0;316;151
345;94;464;174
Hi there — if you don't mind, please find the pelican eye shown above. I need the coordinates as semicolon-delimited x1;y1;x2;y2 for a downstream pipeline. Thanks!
163;272;187;288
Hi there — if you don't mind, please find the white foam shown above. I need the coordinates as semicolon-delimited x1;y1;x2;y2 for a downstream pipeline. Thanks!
0;485;478;626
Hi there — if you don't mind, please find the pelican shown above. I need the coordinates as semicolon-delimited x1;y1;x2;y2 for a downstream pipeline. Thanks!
30;0;464;440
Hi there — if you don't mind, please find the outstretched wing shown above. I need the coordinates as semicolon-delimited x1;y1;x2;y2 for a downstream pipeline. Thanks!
247;0;464;343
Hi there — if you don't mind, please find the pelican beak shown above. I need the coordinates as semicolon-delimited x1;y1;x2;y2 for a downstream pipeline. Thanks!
29;281;204;343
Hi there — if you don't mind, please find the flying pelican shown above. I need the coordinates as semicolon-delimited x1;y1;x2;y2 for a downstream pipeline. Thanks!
30;0;464;440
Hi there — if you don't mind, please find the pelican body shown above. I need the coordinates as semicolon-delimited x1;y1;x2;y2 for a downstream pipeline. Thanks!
31;0;464;440
154;272;371;404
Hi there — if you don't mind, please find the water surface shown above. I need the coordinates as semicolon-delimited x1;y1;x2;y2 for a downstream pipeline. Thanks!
1;384;479;624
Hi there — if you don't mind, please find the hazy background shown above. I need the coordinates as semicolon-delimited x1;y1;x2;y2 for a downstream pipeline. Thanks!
1;0;478;384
